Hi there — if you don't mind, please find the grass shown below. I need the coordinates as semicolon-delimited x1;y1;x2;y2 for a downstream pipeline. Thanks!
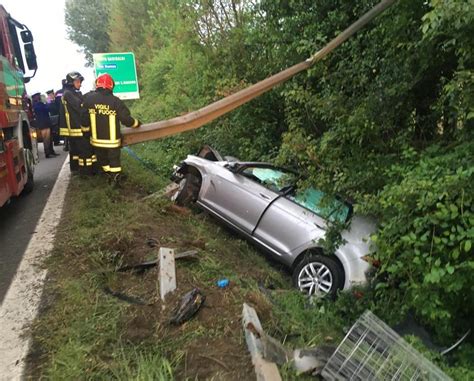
26;150;474;380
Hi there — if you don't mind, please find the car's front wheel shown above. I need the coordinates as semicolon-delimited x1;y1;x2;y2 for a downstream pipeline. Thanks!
293;254;344;298
174;173;200;206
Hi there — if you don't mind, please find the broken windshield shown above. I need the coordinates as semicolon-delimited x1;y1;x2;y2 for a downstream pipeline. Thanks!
289;187;351;223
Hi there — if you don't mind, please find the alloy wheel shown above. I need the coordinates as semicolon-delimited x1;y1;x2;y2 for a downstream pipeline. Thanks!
297;262;333;296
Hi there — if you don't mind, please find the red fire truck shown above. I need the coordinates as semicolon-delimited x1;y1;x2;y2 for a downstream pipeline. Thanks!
0;5;39;207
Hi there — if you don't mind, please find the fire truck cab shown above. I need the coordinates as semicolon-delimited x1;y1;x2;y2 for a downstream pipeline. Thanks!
0;5;39;207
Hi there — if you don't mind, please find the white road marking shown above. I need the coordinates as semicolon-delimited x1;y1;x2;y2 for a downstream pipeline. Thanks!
0;158;70;380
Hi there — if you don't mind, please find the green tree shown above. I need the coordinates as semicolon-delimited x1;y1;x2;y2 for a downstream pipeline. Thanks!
65;0;112;65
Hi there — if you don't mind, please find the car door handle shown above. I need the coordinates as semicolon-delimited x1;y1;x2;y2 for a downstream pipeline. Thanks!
314;222;326;230
259;193;271;200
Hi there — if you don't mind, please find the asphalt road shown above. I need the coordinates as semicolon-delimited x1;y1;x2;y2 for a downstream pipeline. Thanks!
0;144;67;304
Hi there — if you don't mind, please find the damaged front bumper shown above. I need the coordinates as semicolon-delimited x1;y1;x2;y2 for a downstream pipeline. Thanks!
170;162;187;183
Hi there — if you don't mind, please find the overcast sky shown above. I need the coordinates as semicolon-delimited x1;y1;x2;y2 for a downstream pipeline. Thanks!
2;0;94;94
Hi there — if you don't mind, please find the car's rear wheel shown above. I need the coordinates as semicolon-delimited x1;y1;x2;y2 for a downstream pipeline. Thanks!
292;254;344;298
175;173;200;206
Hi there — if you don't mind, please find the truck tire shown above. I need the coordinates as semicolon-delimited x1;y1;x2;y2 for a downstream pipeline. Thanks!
22;150;34;194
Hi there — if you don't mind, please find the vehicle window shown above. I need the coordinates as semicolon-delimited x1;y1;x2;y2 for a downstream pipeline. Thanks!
289;187;350;223
241;167;296;193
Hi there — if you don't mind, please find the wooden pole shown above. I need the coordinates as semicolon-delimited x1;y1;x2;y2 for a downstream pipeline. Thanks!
122;0;397;146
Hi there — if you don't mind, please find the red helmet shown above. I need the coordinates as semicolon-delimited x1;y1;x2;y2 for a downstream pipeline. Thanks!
95;73;115;90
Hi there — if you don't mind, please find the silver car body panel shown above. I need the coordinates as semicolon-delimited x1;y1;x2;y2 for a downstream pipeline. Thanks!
181;154;375;290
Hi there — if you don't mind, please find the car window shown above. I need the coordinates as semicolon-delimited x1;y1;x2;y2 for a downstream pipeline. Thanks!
289;187;350;223
241;167;296;193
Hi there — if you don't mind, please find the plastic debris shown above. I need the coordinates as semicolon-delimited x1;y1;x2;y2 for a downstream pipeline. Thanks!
102;286;148;305
169;288;205;324
217;279;229;288
146;237;159;248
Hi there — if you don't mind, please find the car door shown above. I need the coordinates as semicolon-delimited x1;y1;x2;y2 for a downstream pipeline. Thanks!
199;164;284;234
253;187;351;256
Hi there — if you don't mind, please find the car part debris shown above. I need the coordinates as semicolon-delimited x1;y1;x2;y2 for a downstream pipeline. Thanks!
142;182;179;201
394;313;471;356
175;250;198;260
242;303;283;381
244;303;335;377
169;288;205;324
292;346;336;376
118;259;158;273
322;310;452;381
146;237;159;248
102;286;148;305
440;329;471;356
117;250;199;274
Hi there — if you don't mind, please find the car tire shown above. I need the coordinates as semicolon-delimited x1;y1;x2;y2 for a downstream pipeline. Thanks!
175;173;199;206
292;254;344;298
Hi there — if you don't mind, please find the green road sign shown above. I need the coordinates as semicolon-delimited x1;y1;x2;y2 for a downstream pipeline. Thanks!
93;52;139;100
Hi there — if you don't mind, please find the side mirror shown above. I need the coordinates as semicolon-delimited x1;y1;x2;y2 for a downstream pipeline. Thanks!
226;162;240;173
24;43;37;70
20;30;34;43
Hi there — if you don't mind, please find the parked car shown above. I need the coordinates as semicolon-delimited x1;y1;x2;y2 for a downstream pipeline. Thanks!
172;146;376;297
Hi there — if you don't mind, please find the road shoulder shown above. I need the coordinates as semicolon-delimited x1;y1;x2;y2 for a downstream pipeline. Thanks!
0;158;70;380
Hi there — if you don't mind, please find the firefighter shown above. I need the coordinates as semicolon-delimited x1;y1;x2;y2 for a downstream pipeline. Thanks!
59;71;95;173
81;73;141;183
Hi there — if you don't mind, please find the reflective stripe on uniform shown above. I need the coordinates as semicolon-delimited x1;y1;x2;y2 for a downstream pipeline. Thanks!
69;129;83;137
72;155;80;161
64;103;71;131
109;115;116;141
108;166;122;173
81;125;90;133
102;165;110;172
89;111;121;147
92;155;97;162
90;111;97;140
62;100;77;137
131;118;140;128
90;138;121;148
78;158;85;166
59;128;69;136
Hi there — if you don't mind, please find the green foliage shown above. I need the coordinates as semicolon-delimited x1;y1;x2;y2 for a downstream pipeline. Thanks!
422;0;474;125
65;0;112;65
364;141;474;338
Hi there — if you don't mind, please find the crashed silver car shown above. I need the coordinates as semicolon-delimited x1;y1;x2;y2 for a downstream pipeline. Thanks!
172;146;376;297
